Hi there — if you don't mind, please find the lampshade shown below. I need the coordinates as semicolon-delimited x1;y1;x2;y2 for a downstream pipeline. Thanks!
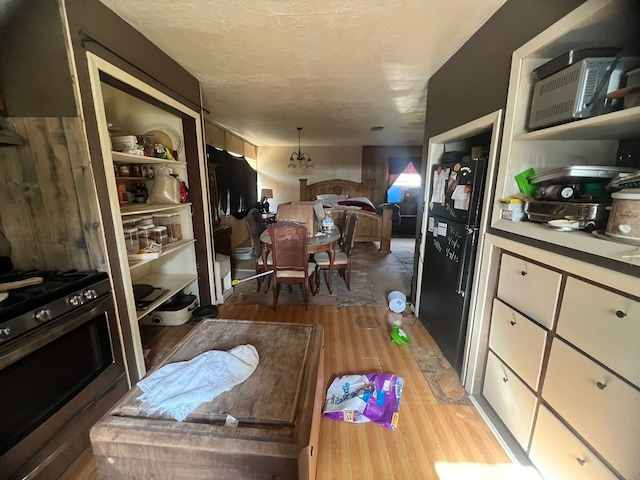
260;188;273;199
288;127;313;168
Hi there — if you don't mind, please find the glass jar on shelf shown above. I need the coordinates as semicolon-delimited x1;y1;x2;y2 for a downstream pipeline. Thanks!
136;215;154;227
152;212;182;242
150;226;169;246
123;227;140;255
137;224;155;249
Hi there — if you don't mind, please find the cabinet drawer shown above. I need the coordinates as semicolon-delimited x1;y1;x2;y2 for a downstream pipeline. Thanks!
497;254;561;329
557;277;640;387
483;351;536;449
542;339;640;480
530;405;616;480
489;298;547;390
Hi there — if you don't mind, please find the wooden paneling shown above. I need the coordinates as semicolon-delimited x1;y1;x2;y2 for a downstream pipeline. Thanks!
362;146;423;206
0;117;104;271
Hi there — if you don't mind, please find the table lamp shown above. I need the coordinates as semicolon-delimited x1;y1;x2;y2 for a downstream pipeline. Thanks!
259;188;273;213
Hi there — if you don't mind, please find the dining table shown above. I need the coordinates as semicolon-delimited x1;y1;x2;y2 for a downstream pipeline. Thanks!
260;227;341;293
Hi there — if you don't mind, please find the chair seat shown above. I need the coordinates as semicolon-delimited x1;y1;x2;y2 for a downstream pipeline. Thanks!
314;251;348;266
256;252;273;266
275;262;317;278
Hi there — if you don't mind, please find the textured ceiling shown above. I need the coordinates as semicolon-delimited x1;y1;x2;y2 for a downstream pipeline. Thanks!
99;0;506;146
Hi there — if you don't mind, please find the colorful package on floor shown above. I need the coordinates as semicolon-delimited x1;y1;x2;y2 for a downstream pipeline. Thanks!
322;373;404;430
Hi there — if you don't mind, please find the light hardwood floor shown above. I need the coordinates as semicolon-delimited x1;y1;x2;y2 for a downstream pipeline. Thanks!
64;304;520;479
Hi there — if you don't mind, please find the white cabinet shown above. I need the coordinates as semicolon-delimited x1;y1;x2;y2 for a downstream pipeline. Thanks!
496;254;561;329
86;54;214;380
465;1;640;478
488;298;546;391
529;405;616;480
483;351;537;449
543;338;640;479
557;277;640;387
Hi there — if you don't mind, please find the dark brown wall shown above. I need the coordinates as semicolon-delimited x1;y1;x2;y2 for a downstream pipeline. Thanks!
0;0;76;116
424;0;585;142
413;0;586;297
64;0;201;111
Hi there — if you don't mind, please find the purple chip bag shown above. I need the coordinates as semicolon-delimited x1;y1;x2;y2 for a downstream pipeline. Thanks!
322;373;404;430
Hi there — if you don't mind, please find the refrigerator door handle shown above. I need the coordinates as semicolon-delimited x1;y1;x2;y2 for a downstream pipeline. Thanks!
455;228;473;296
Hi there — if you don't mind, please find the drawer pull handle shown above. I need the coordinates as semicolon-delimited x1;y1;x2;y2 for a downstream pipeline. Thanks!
576;457;586;467
502;377;508;383
615;310;627;318
510;320;517;326
596;381;607;390
520;270;527;276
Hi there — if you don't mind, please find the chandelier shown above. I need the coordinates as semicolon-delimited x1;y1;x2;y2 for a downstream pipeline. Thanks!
288;127;312;168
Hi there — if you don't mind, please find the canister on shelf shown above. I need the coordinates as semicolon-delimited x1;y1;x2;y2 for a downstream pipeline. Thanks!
152;213;182;242
122;217;137;230
123;227;140;255
136;215;154;226
118;165;131;177
137;224;155;249
150;226;169;246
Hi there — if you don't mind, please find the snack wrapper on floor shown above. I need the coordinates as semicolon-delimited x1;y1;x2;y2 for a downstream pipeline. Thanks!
322;373;404;430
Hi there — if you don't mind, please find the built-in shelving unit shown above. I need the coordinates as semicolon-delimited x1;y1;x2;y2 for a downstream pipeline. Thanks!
490;0;640;268
87;53;214;380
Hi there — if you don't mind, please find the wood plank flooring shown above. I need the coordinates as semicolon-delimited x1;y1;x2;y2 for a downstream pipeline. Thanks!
65;304;513;479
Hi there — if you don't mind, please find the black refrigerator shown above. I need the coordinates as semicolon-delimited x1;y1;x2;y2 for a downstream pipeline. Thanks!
419;157;487;373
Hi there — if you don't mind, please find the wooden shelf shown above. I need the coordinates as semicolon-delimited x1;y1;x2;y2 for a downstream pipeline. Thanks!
120;203;191;216
128;239;196;271
115;176;154;181
112;151;187;166
514;107;640;142
134;273;198;321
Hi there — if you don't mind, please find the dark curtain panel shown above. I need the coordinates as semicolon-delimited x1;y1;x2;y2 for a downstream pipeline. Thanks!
206;145;257;218
386;157;413;189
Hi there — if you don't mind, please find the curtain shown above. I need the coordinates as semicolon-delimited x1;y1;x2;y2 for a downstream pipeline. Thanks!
206;145;257;218
386;157;415;189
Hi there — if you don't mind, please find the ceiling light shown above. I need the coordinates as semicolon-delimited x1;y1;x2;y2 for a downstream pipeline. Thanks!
288;127;312;168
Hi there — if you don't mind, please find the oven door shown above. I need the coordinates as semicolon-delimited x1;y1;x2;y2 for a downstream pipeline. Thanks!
0;294;128;478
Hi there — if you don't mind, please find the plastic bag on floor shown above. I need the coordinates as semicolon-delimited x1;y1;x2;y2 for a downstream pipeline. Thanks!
322;373;404;430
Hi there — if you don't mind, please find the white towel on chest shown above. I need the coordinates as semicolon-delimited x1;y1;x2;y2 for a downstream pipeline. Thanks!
137;344;259;421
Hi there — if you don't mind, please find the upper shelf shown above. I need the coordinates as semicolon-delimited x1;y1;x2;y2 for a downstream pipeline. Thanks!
515;107;640;142
121;203;192;216
112;151;187;166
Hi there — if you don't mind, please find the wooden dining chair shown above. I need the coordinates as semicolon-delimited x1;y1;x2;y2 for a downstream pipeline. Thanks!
245;208;272;293
269;221;318;310
315;212;358;293
335;208;349;249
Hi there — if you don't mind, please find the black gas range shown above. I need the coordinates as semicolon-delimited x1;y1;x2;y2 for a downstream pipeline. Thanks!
0;269;111;346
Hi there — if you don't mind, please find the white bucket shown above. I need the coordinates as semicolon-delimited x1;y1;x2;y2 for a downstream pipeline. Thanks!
387;291;406;313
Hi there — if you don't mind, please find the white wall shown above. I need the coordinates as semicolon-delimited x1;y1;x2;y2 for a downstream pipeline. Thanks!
257;145;362;210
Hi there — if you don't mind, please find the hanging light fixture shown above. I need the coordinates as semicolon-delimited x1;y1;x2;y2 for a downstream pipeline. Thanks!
288;127;312;168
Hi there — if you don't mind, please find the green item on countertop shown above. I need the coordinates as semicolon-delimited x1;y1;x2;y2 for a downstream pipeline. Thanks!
515;168;536;196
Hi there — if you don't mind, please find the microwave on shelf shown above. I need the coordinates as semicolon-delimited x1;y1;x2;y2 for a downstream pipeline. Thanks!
528;56;639;130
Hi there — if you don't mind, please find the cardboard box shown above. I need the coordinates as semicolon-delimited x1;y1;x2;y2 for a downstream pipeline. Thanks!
276;202;323;236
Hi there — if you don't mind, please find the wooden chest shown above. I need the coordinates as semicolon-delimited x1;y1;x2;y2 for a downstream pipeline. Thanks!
90;319;324;479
